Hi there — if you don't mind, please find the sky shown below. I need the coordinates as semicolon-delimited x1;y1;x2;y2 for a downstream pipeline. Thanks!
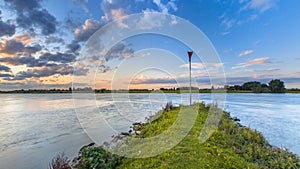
0;0;300;90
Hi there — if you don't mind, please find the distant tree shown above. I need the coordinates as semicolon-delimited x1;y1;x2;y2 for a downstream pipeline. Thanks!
242;81;262;93
233;85;242;90
261;83;268;88
224;85;229;89
252;84;262;93
260;83;270;93
269;79;285;93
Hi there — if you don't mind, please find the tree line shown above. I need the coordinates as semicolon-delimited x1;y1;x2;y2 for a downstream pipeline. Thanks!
0;79;292;94
225;79;285;93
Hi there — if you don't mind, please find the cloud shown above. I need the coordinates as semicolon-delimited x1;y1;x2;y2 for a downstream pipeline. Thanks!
72;0;89;13
243;0;277;13
12;65;72;80
232;57;270;69
131;76;177;85
246;68;279;73
14;33;34;45
221;31;230;36
4;0;41;12
104;42;134;61
39;52;76;63
0;39;24;54
98;64;111;73
66;41;81;53
238;50;254;57
219;0;277;30
17;9;57;35
4;0;57;35
0;18;16;37
100;0;129;28
107;8;127;21
0;81;88;90
74;19;105;42
153;0;178;14
0;39;41;55
179;62;204;69
23;44;42;54
0;73;13;77
0;55;46;67
100;0;130;21
221;18;235;29
44;36;65;44
0;52;76;67
0;64;11;72
249;57;270;64
136;10;167;30
8;63;88;80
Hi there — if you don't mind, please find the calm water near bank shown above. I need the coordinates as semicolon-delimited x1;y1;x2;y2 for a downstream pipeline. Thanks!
0;93;299;169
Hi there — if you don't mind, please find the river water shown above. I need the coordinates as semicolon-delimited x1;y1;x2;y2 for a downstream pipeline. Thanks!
0;93;299;169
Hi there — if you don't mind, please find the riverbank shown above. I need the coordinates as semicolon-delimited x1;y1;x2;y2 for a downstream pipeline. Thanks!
1;88;300;94
72;102;300;169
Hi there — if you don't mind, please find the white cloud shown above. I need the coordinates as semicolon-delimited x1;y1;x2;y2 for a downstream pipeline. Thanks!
153;0;177;14
110;8;127;20
221;18;235;29
243;0;277;13
74;19;103;42
232;57;270;69
221;31;230;36
238;50;254;57
136;10;166;30
249;57;270;64
247;68;280;73
179;62;204;69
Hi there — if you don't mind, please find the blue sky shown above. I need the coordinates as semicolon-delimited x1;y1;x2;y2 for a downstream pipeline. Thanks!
0;0;299;90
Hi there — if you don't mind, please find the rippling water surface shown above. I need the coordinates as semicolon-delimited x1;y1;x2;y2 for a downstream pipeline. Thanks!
0;93;299;169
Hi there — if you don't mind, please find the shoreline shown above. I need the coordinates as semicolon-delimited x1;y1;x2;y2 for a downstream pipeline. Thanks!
1;91;300;94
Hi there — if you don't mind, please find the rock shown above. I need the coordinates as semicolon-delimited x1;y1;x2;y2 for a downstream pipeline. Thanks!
103;141;109;147
135;131;141;135
112;134;123;142
121;132;130;136
232;117;240;122
71;156;80;168
164;102;173;111
133;122;142;126
72;156;80;163
79;142;95;152
224;112;230;117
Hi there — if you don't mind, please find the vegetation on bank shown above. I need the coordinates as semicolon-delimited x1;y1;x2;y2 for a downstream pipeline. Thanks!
67;103;300;169
2;79;298;94
224;79;286;93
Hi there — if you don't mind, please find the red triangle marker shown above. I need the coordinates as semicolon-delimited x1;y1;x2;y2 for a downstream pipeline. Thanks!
188;51;193;62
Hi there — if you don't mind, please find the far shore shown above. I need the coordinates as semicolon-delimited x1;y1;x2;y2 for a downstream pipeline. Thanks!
1;89;300;94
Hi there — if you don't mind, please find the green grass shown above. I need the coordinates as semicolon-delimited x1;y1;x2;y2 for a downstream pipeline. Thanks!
76;103;300;169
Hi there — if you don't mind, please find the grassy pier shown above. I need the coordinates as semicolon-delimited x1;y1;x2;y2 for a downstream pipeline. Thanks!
74;103;300;169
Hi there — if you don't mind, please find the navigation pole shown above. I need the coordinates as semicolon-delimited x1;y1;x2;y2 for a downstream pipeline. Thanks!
188;51;193;106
